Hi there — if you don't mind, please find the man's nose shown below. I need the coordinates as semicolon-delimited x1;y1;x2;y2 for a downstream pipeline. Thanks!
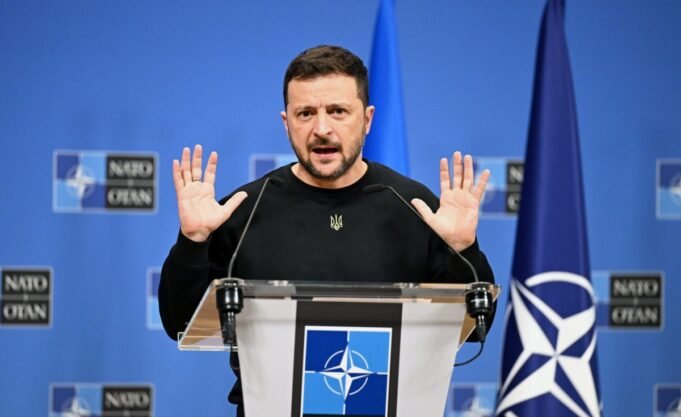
312;112;332;136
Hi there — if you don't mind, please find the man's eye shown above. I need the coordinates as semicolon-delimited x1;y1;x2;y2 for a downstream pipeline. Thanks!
331;108;346;115
298;111;312;119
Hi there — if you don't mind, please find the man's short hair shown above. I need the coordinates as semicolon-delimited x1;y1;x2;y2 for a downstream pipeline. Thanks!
283;45;369;108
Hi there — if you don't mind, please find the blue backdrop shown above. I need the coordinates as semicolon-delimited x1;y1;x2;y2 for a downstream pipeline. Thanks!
1;1;680;417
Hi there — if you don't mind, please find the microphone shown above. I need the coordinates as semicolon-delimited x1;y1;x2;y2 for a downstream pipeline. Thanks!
363;184;494;343
216;176;283;348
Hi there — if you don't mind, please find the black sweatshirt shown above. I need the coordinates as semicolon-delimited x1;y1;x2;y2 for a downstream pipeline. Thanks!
158;161;495;413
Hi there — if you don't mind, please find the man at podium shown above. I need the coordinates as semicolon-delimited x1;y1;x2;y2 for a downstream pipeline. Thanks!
159;45;495;417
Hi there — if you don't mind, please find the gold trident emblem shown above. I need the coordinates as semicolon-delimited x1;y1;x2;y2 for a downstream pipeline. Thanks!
330;214;343;231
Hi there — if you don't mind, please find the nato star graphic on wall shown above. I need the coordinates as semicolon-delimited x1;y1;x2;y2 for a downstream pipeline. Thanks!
62;396;91;417
656;385;681;417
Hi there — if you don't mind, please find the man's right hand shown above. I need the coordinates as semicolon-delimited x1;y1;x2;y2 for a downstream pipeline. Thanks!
172;145;248;242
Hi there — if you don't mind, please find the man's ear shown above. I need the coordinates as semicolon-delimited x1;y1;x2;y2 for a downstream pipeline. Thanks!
280;111;289;136
364;105;376;135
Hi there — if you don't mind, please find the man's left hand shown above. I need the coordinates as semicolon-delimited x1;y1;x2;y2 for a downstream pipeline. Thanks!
412;152;490;252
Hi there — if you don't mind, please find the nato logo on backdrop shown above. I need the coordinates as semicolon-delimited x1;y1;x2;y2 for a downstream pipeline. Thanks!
146;268;162;330
1;267;52;327
473;158;523;217
249;153;297;181
654;385;681;417
53;150;157;213
592;271;663;329
50;384;153;417
446;384;496;417
301;326;391;416
657;159;681;219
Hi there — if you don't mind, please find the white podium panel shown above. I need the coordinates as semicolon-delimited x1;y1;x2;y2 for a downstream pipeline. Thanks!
178;280;500;417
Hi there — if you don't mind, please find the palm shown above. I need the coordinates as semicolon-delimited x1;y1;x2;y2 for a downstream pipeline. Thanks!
434;186;481;245
173;145;247;242
176;183;224;237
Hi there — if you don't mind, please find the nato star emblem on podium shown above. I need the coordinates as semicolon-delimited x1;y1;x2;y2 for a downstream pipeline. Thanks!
319;345;374;399
301;327;391;416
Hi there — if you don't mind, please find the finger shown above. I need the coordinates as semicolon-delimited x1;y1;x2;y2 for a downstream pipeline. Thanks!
473;169;491;201
172;159;184;194
439;158;451;195
191;144;203;182
411;198;432;216
411;198;436;224
452;151;463;189
204;151;218;186
180;147;192;184
462;154;474;190
220;191;248;220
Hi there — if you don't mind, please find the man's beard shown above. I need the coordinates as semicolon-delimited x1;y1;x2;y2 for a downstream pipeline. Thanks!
289;131;366;181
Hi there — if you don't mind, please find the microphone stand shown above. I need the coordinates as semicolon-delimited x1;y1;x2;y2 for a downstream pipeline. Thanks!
363;184;494;345
216;177;281;349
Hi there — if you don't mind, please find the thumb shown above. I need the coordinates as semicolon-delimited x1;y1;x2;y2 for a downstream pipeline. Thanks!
411;198;436;224
220;191;248;221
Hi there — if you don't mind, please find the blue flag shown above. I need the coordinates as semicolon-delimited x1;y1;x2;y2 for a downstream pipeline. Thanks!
495;1;601;416
365;0;409;175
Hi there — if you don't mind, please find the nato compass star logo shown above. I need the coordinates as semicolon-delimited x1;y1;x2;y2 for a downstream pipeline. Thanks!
656;385;681;417
667;401;681;417
461;399;493;417
657;159;681;218
50;385;96;417
301;327;391;416
61;397;92;417
496;272;600;417
53;151;106;211
670;174;681;206
461;398;493;417
319;345;374;399
449;384;496;417
65;164;97;200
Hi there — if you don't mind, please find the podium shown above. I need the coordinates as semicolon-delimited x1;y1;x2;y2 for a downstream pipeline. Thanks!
178;279;500;417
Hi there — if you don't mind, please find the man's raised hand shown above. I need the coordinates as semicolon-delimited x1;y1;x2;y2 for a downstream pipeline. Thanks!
411;152;490;252
172;144;247;242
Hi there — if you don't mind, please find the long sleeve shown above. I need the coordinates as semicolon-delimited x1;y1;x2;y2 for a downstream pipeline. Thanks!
446;238;495;285
158;233;221;340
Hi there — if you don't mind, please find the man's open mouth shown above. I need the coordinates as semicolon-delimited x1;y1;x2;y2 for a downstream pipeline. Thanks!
312;146;339;155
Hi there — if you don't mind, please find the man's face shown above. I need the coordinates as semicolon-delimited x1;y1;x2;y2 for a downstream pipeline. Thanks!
281;74;374;186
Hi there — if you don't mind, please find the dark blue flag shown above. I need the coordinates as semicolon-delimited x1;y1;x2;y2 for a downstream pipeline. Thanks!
495;1;602;416
365;0;409;175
